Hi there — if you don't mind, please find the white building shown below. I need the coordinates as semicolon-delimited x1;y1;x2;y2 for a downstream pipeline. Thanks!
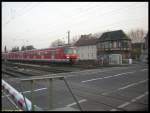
75;34;98;60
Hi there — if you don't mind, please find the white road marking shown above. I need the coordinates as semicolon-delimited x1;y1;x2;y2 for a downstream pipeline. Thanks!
103;76;113;78
139;79;148;83
82;77;103;83
140;69;148;71
66;99;87;107
135;94;145;100
67;67;133;77
118;79;148;90
2;87;47;98
118;102;130;108
117;102;130;108
110;108;118;111
110;91;148;111
102;79;148;95
23;87;47;93
82;71;136;83
131;99;136;102
118;83;137;90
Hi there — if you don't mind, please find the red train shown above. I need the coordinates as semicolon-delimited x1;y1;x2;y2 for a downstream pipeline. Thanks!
2;46;79;64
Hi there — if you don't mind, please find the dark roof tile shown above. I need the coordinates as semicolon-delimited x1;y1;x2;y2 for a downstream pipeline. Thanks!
98;30;131;42
75;35;98;46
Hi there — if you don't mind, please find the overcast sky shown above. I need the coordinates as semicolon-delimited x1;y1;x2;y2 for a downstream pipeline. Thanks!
2;2;148;51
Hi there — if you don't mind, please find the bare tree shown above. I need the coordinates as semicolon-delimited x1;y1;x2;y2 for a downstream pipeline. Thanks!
21;46;26;51
26;45;35;50
12;46;19;52
21;45;35;51
128;29;147;60
128;29;146;43
4;46;7;53
50;39;65;47
70;36;79;45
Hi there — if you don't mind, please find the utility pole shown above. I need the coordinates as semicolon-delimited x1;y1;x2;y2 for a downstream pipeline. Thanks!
68;30;70;45
4;46;7;70
4;46;7;62
4;46;7;53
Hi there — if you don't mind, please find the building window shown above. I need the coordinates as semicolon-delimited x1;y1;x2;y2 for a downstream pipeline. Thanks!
105;41;109;49
98;43;102;48
121;40;129;48
112;41;117;48
109;41;112;48
118;41;121;48
101;42;104;49
99;43;102;48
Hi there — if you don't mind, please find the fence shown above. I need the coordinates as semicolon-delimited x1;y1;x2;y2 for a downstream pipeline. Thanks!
2;76;82;111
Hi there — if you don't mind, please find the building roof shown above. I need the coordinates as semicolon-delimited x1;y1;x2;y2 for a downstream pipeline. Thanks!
74;34;98;46
98;30;131;42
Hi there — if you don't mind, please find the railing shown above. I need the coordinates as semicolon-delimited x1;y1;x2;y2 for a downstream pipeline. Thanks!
2;76;82;111
2;79;32;111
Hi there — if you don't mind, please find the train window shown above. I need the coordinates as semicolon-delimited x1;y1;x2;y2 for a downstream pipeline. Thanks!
65;48;77;54
38;52;40;56
45;51;50;55
39;52;42;55
51;50;56;55
46;51;51;55
45;51;47;55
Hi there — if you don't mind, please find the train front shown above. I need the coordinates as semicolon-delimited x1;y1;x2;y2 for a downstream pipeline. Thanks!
64;47;79;64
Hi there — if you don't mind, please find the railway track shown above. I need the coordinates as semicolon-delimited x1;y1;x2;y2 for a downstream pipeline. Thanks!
2;61;83;79
2;66;38;76
2;61;82;73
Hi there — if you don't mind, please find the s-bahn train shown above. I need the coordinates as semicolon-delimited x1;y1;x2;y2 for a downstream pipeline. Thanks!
2;46;79;64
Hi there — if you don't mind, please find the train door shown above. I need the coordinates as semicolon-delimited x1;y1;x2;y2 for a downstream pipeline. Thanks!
51;50;55;60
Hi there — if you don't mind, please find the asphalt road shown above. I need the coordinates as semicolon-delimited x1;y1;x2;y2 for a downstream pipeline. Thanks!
2;63;148;111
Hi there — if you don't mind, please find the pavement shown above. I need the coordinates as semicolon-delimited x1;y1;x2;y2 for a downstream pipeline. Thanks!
2;63;148;111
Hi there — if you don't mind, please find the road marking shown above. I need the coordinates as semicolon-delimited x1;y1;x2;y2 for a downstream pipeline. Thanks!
135;94;145;100
67;67;133;77
110;91;148;111
67;67;147;78
118;102;130;108
81;71;136;83
2;87;47;98
110;108;119;111
140;69;148;71
131;99;136;102
102;79;148;95
82;77;104;83
66;99;87;107
118;79;148;90
103;76;113;78
118;83;137;90
23;87;47;93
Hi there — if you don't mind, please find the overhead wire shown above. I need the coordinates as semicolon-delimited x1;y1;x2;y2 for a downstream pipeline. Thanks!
34;3;145;40
2;3;129;38
3;2;39;27
27;4;147;46
22;3;115;39
2;3;147;48
2;2;93;39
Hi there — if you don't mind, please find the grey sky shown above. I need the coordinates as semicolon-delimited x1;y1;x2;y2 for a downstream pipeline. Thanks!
2;2;148;51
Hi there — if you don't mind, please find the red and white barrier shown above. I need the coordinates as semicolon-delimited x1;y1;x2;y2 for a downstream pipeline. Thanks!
2;79;32;111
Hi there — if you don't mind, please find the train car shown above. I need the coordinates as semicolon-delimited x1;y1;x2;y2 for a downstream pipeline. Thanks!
4;46;79;64
2;52;7;61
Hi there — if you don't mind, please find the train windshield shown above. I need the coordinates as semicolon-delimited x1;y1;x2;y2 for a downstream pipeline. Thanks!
65;48;77;54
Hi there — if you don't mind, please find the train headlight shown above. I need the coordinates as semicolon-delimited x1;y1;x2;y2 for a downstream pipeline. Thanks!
67;56;70;59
